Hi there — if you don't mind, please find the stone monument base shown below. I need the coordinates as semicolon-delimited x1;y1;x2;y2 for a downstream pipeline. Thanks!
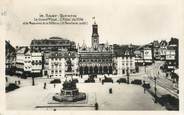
35;92;96;110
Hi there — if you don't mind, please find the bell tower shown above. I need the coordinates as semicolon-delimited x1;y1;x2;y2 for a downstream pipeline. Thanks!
91;19;99;50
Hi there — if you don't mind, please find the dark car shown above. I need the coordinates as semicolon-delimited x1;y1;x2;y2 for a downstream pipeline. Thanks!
50;79;61;84
142;82;151;89
117;78;127;84
102;77;113;84
6;83;19;92
131;79;142;85
85;75;95;83
158;94;179;110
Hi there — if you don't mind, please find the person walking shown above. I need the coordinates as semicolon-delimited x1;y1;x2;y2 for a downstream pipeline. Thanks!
44;82;47;89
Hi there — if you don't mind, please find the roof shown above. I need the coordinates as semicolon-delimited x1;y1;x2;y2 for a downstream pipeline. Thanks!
136;43;152;50
48;51;78;58
25;49;31;55
113;44;137;57
30;37;76;46
16;47;29;54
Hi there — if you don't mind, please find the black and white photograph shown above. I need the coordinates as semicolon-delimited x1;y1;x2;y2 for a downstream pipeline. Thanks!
1;0;184;112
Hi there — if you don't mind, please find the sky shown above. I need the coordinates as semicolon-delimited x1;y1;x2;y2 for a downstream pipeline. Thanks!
2;0;184;47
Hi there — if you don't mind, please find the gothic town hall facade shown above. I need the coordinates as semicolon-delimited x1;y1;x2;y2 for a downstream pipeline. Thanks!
78;21;113;75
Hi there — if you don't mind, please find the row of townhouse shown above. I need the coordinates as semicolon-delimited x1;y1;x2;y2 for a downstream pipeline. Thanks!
133;38;178;71
15;47;43;77
5;40;16;75
15;46;79;78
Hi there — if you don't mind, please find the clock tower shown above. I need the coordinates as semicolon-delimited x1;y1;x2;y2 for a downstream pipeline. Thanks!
91;21;99;50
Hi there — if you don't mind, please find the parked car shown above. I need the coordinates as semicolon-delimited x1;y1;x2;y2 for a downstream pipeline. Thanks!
102;76;113;84
50;79;61;84
116;78;127;84
131;79;142;85
158;94;179;110
85;77;95;83
6;83;19;92
142;81;151;89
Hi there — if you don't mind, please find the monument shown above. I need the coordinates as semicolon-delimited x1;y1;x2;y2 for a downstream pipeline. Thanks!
52;79;86;102
52;56;86;102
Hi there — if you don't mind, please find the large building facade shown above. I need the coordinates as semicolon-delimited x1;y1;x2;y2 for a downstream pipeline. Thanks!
15;47;29;76
30;37;76;52
24;50;32;76
5;40;16;75
113;45;136;75
135;43;153;65
30;37;77;76
31;52;43;76
48;51;78;78
78;22;113;75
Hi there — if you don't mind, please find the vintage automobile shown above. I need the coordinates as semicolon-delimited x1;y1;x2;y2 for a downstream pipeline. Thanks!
116;78;127;84
50;79;61;84
102;76;113;84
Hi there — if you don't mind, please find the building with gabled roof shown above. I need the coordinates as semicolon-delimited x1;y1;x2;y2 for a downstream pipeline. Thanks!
113;44;136;75
78;21;113;75
15;46;29;76
5;40;16;75
48;51;78;78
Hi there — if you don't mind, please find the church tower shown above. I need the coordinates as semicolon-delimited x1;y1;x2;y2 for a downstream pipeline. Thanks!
91;21;99;50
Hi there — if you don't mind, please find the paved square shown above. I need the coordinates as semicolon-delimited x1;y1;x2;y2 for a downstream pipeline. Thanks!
6;80;165;110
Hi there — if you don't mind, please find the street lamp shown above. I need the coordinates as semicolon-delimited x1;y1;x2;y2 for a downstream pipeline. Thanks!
32;75;35;86
154;76;157;103
143;59;146;73
126;67;129;84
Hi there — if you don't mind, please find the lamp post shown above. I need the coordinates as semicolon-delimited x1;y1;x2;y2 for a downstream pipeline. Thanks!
143;59;146;73
126;67;129;84
154;76;157;103
32;76;35;86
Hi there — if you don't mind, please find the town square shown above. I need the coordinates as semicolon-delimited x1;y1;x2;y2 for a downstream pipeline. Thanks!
5;20;179;110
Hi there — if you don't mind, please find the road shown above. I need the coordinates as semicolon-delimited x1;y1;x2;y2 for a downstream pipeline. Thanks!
145;61;178;98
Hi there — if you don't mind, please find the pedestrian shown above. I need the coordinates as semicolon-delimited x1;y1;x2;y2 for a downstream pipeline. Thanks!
54;83;56;88
18;80;21;85
143;80;146;94
15;81;17;85
109;88;112;94
166;73;168;78
95;102;99;110
44;82;46;89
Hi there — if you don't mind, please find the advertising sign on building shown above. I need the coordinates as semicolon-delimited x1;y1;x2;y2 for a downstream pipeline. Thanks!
143;49;152;60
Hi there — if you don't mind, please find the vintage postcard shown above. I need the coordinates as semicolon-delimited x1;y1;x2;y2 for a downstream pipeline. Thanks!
1;0;184;114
